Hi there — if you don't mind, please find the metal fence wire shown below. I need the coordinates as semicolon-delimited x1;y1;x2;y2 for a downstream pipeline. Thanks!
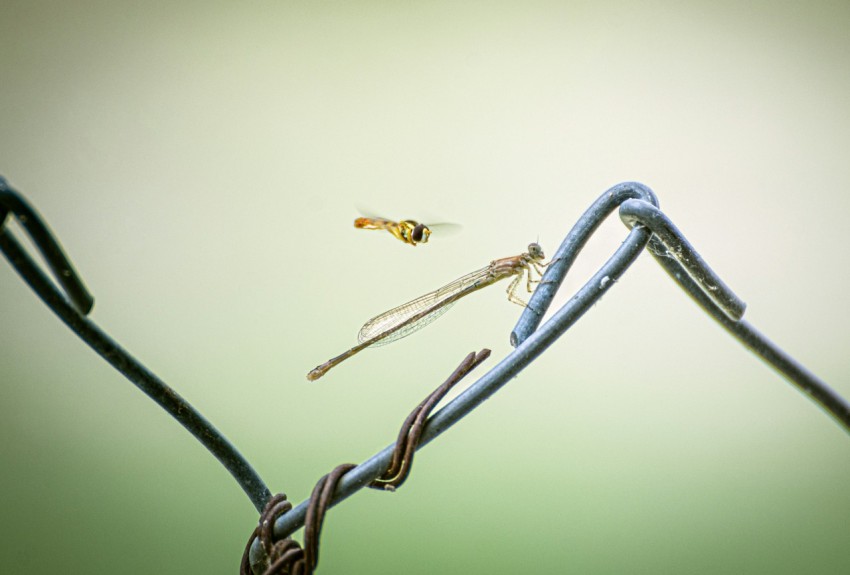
2;176;848;574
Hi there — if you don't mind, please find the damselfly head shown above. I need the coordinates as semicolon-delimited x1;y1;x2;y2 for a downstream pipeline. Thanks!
527;243;545;261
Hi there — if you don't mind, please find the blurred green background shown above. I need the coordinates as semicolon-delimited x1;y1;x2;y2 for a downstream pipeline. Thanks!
1;1;849;573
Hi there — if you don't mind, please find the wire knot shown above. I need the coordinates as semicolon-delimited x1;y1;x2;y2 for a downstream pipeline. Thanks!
240;462;355;575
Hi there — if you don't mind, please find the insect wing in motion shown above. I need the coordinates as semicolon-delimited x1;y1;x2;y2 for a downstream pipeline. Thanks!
353;215;459;246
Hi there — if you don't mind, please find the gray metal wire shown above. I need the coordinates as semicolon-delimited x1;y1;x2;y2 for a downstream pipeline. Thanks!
618;198;850;431
511;181;659;345
0;176;272;513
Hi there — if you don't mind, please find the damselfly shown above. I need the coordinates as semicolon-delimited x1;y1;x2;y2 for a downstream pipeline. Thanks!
354;216;460;246
307;243;546;381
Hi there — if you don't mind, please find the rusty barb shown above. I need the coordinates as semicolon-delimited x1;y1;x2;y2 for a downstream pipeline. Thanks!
369;349;492;490
3;175;849;574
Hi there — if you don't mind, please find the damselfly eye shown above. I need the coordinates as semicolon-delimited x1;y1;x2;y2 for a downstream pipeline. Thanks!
528;243;544;260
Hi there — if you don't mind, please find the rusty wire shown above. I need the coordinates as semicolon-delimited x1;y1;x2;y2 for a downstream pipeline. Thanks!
369;349;491;491
240;466;357;575
243;350;491;574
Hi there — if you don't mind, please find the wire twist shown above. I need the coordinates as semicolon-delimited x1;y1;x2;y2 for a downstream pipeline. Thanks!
245;350;491;573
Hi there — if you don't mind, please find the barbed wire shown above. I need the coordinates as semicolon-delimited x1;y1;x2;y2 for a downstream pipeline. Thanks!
2;175;847;574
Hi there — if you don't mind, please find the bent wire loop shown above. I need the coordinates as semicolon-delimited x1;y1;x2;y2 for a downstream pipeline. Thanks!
617;198;850;431
0;176;271;513
0;176;94;315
